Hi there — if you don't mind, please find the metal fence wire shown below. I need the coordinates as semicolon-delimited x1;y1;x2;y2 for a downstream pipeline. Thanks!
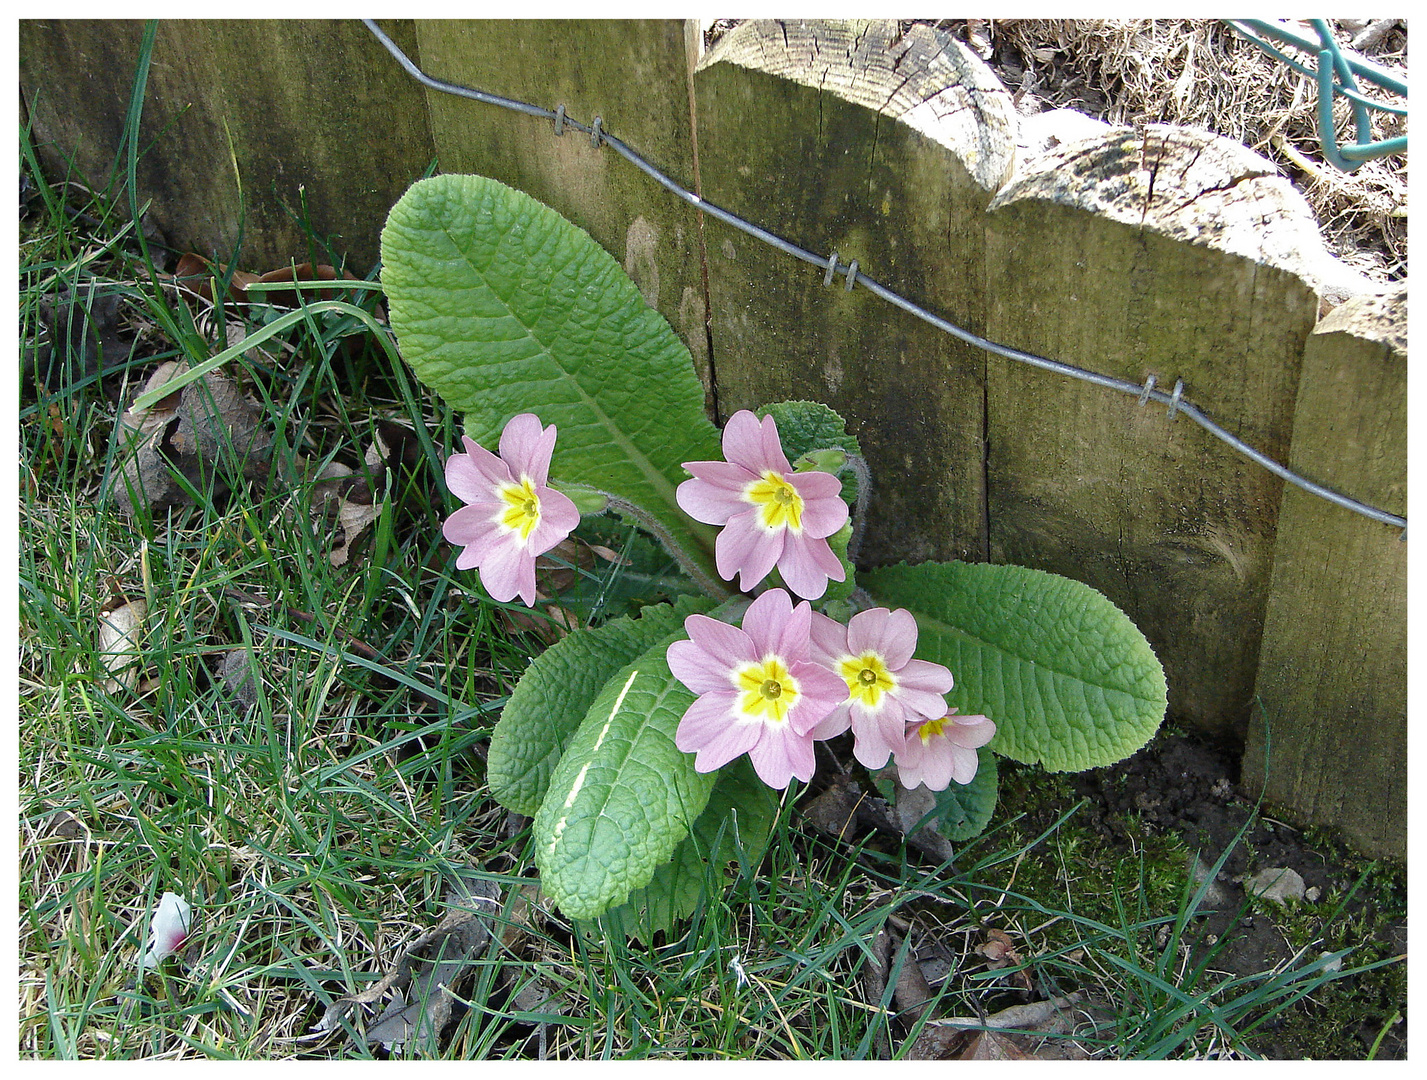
362;19;1406;535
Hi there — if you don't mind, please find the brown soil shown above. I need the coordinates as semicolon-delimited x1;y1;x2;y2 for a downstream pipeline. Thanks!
1059;729;1406;1059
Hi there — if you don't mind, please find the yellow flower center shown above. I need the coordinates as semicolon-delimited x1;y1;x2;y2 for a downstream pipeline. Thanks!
838;652;896;710
734;656;800;724
744;471;805;532
917;715;949;743
496;476;543;542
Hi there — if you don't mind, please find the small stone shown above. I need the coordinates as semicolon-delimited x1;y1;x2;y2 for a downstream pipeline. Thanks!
1244;866;1306;904
1305;886;1322;903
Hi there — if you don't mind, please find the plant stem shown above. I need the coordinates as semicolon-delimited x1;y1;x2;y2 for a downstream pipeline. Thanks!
561;483;735;602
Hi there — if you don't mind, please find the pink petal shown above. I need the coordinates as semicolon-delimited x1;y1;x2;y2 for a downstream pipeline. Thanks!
676;695;762;769
896;658;956;696
526;486;581;553
738;588;793;657
443;504;501;549
787;657;851;718
807;610;849;667
852;727;896;770
845;607;892;658
775;531;845;600
683;613;759;670
667;641;721;697
720;410;771;473
715;511;784;591
477;535;537;605
673;690;737;746
755;413;795;473
445;436;510;502
747;725;815;787
946;714;997;750
142;892;192;969
787;473;848;538
842;607;916;671
683;459;759;491
948;745;980;786
499;413;557;486
892;684;953;723
849;701;906;770
893;736;949;790
770;599;813;663
667;631;750;696
805;701;852;740
677;475;750;526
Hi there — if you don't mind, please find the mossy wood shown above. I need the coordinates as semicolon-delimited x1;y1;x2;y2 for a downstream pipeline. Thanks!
411;19;714;407
693;19;1016;567
18;20;435;272
982;126;1370;742
1243;288;1406;859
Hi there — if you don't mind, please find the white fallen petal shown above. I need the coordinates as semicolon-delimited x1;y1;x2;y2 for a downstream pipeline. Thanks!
141;891;192;969
97;599;148;692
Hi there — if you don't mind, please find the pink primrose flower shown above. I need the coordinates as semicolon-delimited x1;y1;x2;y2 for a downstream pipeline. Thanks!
667;588;849;789
894;710;997;791
676;410;849;599
807;607;956;769
442;413;581;607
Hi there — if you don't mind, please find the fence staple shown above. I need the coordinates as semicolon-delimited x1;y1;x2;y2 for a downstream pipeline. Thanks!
362;18;1406;536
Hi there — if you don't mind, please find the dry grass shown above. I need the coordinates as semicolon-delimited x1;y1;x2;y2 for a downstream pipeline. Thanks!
949;18;1407;283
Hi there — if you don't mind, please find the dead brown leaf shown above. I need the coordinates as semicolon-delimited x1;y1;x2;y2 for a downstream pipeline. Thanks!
310;874;503;1055
170;251;260;305
215;647;260;713
29;805;91;884
891;779;957;863
492;883;569;1040
803;775;864;840
109;362;275;514
949;1029;1031;1059
908;994;1088;1060
500;601;581;643
327;482;382;569
252;261;362;306
798;772;958;865
585;543;628;565
534;536;597;595
978;926;1033;991
23;286;134;400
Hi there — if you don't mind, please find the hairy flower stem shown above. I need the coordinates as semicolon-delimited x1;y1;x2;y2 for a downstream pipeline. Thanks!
559;483;735;601
841;453;873;564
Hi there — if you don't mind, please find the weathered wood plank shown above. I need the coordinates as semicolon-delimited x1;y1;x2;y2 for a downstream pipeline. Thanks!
412;20;713;404
694;19;1017;566
1242;287;1406;858
982;125;1374;741
19;20;436;271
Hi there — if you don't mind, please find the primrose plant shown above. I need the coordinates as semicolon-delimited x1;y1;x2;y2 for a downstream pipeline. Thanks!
379;174;1167;940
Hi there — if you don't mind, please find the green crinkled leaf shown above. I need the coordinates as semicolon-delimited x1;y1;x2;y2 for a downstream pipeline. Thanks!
757;399;863;511
488;596;714;817
380;173;724;590
875;754;1000;842
598;755;779;943
863;561;1167;772
532;631;717;921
